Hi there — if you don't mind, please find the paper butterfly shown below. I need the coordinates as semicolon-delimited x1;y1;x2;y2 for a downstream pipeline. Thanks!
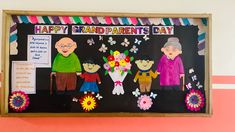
196;82;203;89
72;97;78;102
87;38;95;46
143;35;150;41
108;37;116;45
191;75;197;82
121;38;130;47
189;68;195;74
99;35;103;41
186;83;192;90
132;88;141;97
130;45;138;54
134;38;142;45
99;44;108;53
96;93;103;100
150;92;157;99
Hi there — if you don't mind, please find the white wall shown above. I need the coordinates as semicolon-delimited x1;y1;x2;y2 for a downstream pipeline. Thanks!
0;0;235;76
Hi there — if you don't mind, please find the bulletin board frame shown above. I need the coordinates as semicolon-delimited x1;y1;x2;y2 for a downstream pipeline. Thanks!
1;10;212;117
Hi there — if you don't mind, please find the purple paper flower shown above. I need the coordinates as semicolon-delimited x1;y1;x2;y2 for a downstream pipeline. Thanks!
185;89;205;111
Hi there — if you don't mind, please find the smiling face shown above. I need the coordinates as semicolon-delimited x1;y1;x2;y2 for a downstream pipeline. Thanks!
135;60;154;71
83;63;100;73
55;37;77;57
161;45;182;60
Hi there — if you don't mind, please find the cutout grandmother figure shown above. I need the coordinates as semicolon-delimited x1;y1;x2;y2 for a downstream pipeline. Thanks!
51;37;82;94
157;37;185;91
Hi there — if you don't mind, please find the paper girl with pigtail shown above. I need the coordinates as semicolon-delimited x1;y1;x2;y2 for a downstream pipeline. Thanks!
156;37;185;91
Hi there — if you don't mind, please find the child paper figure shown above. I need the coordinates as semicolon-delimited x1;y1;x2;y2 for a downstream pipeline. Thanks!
157;37;185;91
80;59;101;94
134;56;158;93
51;37;81;93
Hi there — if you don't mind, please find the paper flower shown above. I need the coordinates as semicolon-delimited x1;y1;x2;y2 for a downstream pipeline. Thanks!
137;95;153;111
185;89;205;111
80;94;97;112
9;91;30;112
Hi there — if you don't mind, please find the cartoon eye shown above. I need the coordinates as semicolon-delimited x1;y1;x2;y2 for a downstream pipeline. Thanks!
132;88;140;97
99;44;108;53
108;37;116;45
150;92;157;99
129;45;138;54
134;38;142;45
121;38;130;47
143;35;150;41
87;38;95;46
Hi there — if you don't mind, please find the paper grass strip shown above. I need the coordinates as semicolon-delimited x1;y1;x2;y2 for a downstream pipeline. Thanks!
9;91;30;112
80;94;97;112
185;89;205;111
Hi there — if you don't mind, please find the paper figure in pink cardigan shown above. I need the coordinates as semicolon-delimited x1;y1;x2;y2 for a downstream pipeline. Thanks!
157;37;185;91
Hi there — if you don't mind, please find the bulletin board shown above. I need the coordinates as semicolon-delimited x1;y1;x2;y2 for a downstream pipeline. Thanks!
1;10;212;116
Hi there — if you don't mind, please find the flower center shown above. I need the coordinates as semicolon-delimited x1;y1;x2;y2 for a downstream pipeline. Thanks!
143;101;146;104
87;101;91;105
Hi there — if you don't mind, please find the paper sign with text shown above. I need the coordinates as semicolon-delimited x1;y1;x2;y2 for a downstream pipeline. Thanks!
152;26;174;35
34;25;68;34
12;61;36;94
72;25;150;35
27;35;51;67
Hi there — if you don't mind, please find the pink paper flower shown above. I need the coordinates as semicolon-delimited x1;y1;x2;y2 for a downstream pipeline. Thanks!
185;89;205;111
137;95;153;111
103;63;110;70
119;53;126;60
125;63;132;70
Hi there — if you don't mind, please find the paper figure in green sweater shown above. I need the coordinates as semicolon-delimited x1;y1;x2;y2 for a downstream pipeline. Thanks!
51;37;81;93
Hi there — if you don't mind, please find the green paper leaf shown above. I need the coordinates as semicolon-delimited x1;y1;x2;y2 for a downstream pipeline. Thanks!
110;50;114;55
104;70;109;76
121;71;124;76
128;70;132;75
111;67;114;72
124;50;129;56
130;56;134;62
103;56;108;62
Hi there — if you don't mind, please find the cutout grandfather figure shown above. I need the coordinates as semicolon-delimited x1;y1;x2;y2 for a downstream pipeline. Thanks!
51;37;82;94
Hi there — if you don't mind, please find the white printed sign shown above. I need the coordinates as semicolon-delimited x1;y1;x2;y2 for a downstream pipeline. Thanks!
12;61;36;94
27;35;51;67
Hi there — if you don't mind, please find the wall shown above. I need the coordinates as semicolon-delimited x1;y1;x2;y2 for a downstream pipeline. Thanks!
0;0;235;131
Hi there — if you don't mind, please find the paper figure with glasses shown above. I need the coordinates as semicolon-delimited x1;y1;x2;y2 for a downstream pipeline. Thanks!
51;37;82;94
157;37;185;91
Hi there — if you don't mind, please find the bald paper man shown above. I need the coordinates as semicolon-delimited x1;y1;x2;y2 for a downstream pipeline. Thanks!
51;37;82;93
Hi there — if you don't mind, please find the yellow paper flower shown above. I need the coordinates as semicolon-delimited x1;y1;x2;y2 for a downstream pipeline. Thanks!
108;61;115;67
119;59;127;66
80;95;97;112
113;51;120;56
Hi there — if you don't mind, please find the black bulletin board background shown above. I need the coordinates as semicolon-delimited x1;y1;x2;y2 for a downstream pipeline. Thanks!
9;23;205;113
